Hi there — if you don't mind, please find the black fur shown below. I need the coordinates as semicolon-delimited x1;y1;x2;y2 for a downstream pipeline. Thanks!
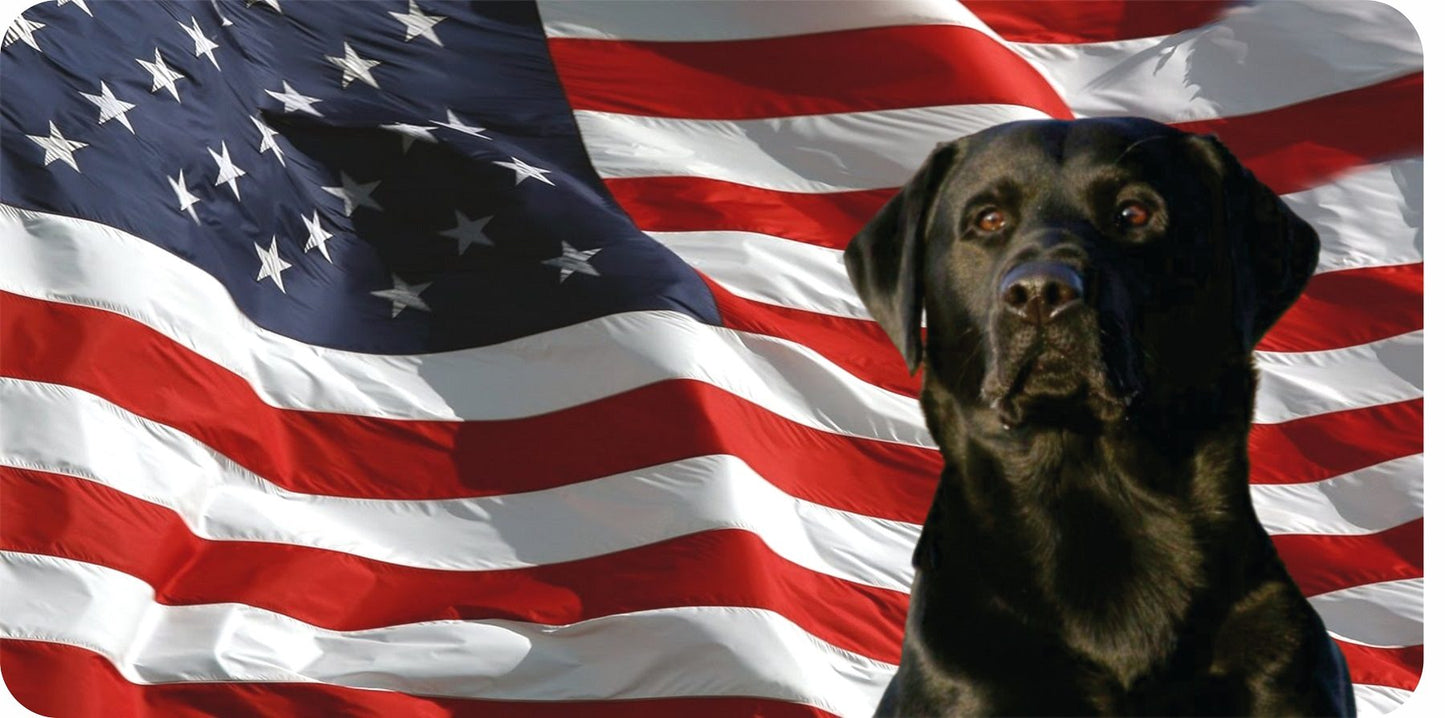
846;118;1353;717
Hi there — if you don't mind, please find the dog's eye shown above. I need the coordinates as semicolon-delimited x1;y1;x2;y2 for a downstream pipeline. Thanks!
974;208;1008;233
1117;202;1152;228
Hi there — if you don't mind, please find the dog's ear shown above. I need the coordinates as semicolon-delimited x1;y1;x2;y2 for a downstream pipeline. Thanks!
1187;134;1320;348
844;141;961;373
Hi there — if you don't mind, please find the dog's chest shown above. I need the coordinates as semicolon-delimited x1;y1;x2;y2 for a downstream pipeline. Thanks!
998;444;1207;682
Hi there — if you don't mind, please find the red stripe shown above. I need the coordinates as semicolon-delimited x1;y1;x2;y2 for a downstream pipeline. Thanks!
0;292;939;522
705;258;1419;391
1335;641;1422;692
692;244;1421;399
0;467;908;662
1248;399;1422;485
610;176;891;251
0;639;834;718
704;277;922;398
1260;263;1422;353
964;1;1235;43
707;260;1416;403
1272;520;1423;597
548;25;1072;120
713;256;1420;380
1177;74;1423;196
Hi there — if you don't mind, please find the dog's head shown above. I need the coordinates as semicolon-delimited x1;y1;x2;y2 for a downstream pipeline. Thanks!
845;118;1318;429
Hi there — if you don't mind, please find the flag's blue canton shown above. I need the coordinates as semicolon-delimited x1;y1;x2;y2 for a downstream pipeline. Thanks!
0;0;720;353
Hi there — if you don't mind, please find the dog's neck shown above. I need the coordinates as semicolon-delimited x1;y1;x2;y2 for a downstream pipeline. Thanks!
915;366;1272;684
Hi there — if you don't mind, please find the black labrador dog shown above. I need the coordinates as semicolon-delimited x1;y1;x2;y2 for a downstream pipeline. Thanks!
845;118;1354;716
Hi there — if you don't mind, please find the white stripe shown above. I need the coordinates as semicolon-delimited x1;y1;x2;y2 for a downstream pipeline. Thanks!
538;0;999;42
0;205;931;447
1288;159;1423;275
575;105;1051;193
1354;684;1416;717
1253;332;1422;424
1253;455;1422;536
0;378;918;591
0;551;893;717
652;159;1423;319
1014;2;1421;123
648;230;867;320
1312;578;1423;648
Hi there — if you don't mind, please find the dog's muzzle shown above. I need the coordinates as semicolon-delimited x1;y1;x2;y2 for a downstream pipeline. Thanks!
983;259;1131;425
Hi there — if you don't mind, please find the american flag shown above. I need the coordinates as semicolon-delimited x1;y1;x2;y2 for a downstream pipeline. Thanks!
0;1;1422;716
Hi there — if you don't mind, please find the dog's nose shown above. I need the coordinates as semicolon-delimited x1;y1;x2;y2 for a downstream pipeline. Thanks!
999;261;1083;325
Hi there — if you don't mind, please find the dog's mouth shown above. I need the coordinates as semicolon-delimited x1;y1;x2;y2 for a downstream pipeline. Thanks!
980;328;1134;428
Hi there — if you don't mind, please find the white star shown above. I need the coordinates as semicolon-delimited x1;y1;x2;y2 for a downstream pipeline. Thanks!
380;122;437;152
79;82;137;134
301;210;335;262
178;17;221;70
388;0;445;46
245;0;282;12
322;172;382;216
26;122;87;172
255;237;293;292
3;16;44;52
57;0;92;17
136;49;185;102
325;41;381;89
168;169;201;224
431;109;489;140
494;156;553;186
251;115;285;166
265;81;323;116
210;0;234;26
542;241;602;282
440;211;493;254
371;275;432;318
208;141;247;199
